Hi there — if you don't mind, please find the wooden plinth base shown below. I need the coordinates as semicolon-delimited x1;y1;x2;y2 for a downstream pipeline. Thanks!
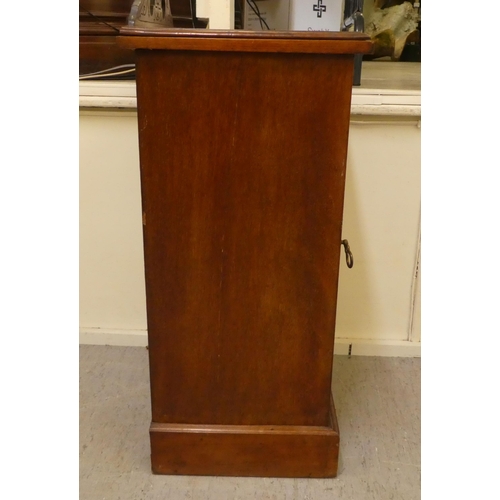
117;29;374;480
150;396;339;478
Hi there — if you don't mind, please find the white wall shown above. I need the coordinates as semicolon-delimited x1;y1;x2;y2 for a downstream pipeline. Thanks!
79;109;420;356
337;116;421;342
79;111;147;344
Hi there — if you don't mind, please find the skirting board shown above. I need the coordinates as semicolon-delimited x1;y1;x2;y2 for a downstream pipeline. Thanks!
335;338;421;357
79;327;148;347
79;328;421;357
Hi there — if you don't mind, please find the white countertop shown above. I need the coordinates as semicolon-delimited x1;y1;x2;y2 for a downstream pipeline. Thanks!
79;61;421;117
352;61;420;116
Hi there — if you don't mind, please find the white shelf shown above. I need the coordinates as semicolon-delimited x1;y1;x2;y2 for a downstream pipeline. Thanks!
79;61;421;117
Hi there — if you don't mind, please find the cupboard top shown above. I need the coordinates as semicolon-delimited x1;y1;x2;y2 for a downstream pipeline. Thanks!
118;28;373;55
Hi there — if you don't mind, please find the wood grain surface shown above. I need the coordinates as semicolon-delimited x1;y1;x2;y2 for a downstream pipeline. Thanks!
124;30;372;476
149;396;339;477
118;28;373;54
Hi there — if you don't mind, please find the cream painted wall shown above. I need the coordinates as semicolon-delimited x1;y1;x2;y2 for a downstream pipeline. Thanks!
79;109;420;355
79;111;146;333
336;116;421;342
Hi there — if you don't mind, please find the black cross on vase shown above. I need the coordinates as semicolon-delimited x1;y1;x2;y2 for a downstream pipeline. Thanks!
313;0;327;18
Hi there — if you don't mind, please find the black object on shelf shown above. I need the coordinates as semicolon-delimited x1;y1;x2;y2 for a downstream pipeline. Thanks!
400;18;421;62
343;0;365;86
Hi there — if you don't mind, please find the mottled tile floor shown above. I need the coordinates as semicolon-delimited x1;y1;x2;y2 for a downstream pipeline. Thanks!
80;346;420;500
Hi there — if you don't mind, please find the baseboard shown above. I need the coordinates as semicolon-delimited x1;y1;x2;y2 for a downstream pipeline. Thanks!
79;328;420;357
335;338;421;357
79;327;148;347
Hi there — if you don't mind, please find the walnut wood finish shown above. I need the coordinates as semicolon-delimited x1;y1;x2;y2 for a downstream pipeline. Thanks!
119;27;373;53
119;28;372;477
150;397;340;478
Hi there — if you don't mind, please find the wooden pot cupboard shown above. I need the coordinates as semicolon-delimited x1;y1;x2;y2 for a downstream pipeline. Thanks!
118;28;372;478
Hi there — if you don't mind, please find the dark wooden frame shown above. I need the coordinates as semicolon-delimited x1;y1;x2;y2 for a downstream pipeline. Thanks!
118;28;372;478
